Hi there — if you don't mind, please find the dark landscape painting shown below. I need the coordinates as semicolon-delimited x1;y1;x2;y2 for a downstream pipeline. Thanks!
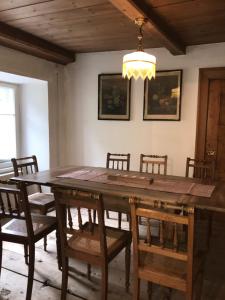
144;70;182;121
98;74;130;120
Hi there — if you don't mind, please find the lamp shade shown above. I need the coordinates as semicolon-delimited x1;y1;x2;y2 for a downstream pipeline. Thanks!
122;51;156;80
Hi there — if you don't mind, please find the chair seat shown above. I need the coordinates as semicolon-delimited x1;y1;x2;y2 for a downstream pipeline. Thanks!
67;222;131;258
139;252;187;291
28;192;55;209
1;214;57;241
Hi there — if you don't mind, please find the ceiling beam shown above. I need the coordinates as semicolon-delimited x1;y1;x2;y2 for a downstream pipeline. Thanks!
109;0;186;55
0;21;75;64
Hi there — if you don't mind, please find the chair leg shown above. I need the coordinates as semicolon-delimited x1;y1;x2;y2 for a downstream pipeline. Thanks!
26;244;35;300
24;244;29;265
199;272;204;300
101;264;108;300
0;240;2;277
194;271;204;300
147;282;152;300
118;212;122;229
56;230;62;270
87;264;91;280
186;280;193;300
93;210;97;224
207;211;213;250
61;256;69;300
133;276;140;300
44;236;47;252
125;243;131;292
128;214;131;231
164;287;172;300
42;208;48;252
126;214;129;222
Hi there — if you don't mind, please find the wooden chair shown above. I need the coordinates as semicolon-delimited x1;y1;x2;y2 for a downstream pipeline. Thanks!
130;197;204;300
11;155;55;250
185;157;215;182
0;181;60;300
53;186;132;300
106;152;130;229
140;154;168;175
186;157;215;249
106;152;130;171
139;154;168;226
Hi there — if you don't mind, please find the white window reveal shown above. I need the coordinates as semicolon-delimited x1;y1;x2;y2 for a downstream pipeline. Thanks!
0;84;17;174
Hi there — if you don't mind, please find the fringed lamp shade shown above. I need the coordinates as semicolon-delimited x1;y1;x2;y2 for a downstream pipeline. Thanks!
122;51;156;80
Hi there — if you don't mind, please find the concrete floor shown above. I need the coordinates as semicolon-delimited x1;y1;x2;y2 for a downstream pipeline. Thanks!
0;212;225;300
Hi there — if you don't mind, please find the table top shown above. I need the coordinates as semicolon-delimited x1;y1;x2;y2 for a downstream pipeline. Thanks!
10;165;225;213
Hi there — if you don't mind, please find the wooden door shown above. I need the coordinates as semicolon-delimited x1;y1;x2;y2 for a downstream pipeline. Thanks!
196;68;225;181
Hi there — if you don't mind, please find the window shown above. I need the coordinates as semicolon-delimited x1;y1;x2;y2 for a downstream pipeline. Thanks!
0;84;17;171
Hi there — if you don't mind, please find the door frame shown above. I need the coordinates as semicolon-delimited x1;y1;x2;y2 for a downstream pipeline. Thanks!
195;67;225;160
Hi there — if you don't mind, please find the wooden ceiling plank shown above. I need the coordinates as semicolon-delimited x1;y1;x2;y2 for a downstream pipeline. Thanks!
0;0;106;22
7;3;116;27
0;21;75;64
8;12;134;34
146;0;193;9
59;38;160;50
109;0;185;55
154;0;225;22
0;0;51;11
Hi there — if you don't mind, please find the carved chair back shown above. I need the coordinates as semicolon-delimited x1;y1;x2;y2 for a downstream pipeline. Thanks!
106;153;130;171
11;155;41;193
185;157;215;182
140;154;168;175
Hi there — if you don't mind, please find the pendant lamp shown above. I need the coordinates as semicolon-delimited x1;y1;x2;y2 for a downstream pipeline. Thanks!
122;18;156;80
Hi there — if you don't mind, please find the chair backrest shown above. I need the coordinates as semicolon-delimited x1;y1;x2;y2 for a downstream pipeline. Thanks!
185;157;215;181
11;155;41;193
140;154;168;175
53;186;107;258
106;152;130;171
0;180;22;219
11;155;39;176
0;181;34;238
130;197;195;289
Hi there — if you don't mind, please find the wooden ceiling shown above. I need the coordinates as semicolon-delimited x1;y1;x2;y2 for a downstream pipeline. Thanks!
0;0;224;64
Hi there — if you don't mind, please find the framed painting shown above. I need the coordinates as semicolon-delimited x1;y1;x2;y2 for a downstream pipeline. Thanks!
98;73;131;120
143;69;182;121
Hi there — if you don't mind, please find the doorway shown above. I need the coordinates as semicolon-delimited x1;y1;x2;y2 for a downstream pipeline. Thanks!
195;67;225;181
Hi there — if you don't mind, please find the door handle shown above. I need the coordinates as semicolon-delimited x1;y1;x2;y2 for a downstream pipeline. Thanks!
207;150;216;156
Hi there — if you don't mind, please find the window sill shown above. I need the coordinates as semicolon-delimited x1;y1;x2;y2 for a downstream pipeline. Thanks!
0;160;13;177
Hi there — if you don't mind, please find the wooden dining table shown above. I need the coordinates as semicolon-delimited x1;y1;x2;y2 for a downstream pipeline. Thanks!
10;165;225;214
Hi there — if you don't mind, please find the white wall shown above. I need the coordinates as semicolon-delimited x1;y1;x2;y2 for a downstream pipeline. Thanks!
19;81;49;171
0;45;62;168
62;43;225;175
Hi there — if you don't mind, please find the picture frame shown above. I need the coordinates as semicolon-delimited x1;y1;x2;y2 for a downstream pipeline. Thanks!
143;69;182;121
98;73;131;120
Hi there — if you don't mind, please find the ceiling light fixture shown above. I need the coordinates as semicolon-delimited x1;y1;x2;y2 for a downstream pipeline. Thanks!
122;17;156;80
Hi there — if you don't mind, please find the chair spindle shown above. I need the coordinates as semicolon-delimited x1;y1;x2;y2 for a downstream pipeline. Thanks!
146;218;151;245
